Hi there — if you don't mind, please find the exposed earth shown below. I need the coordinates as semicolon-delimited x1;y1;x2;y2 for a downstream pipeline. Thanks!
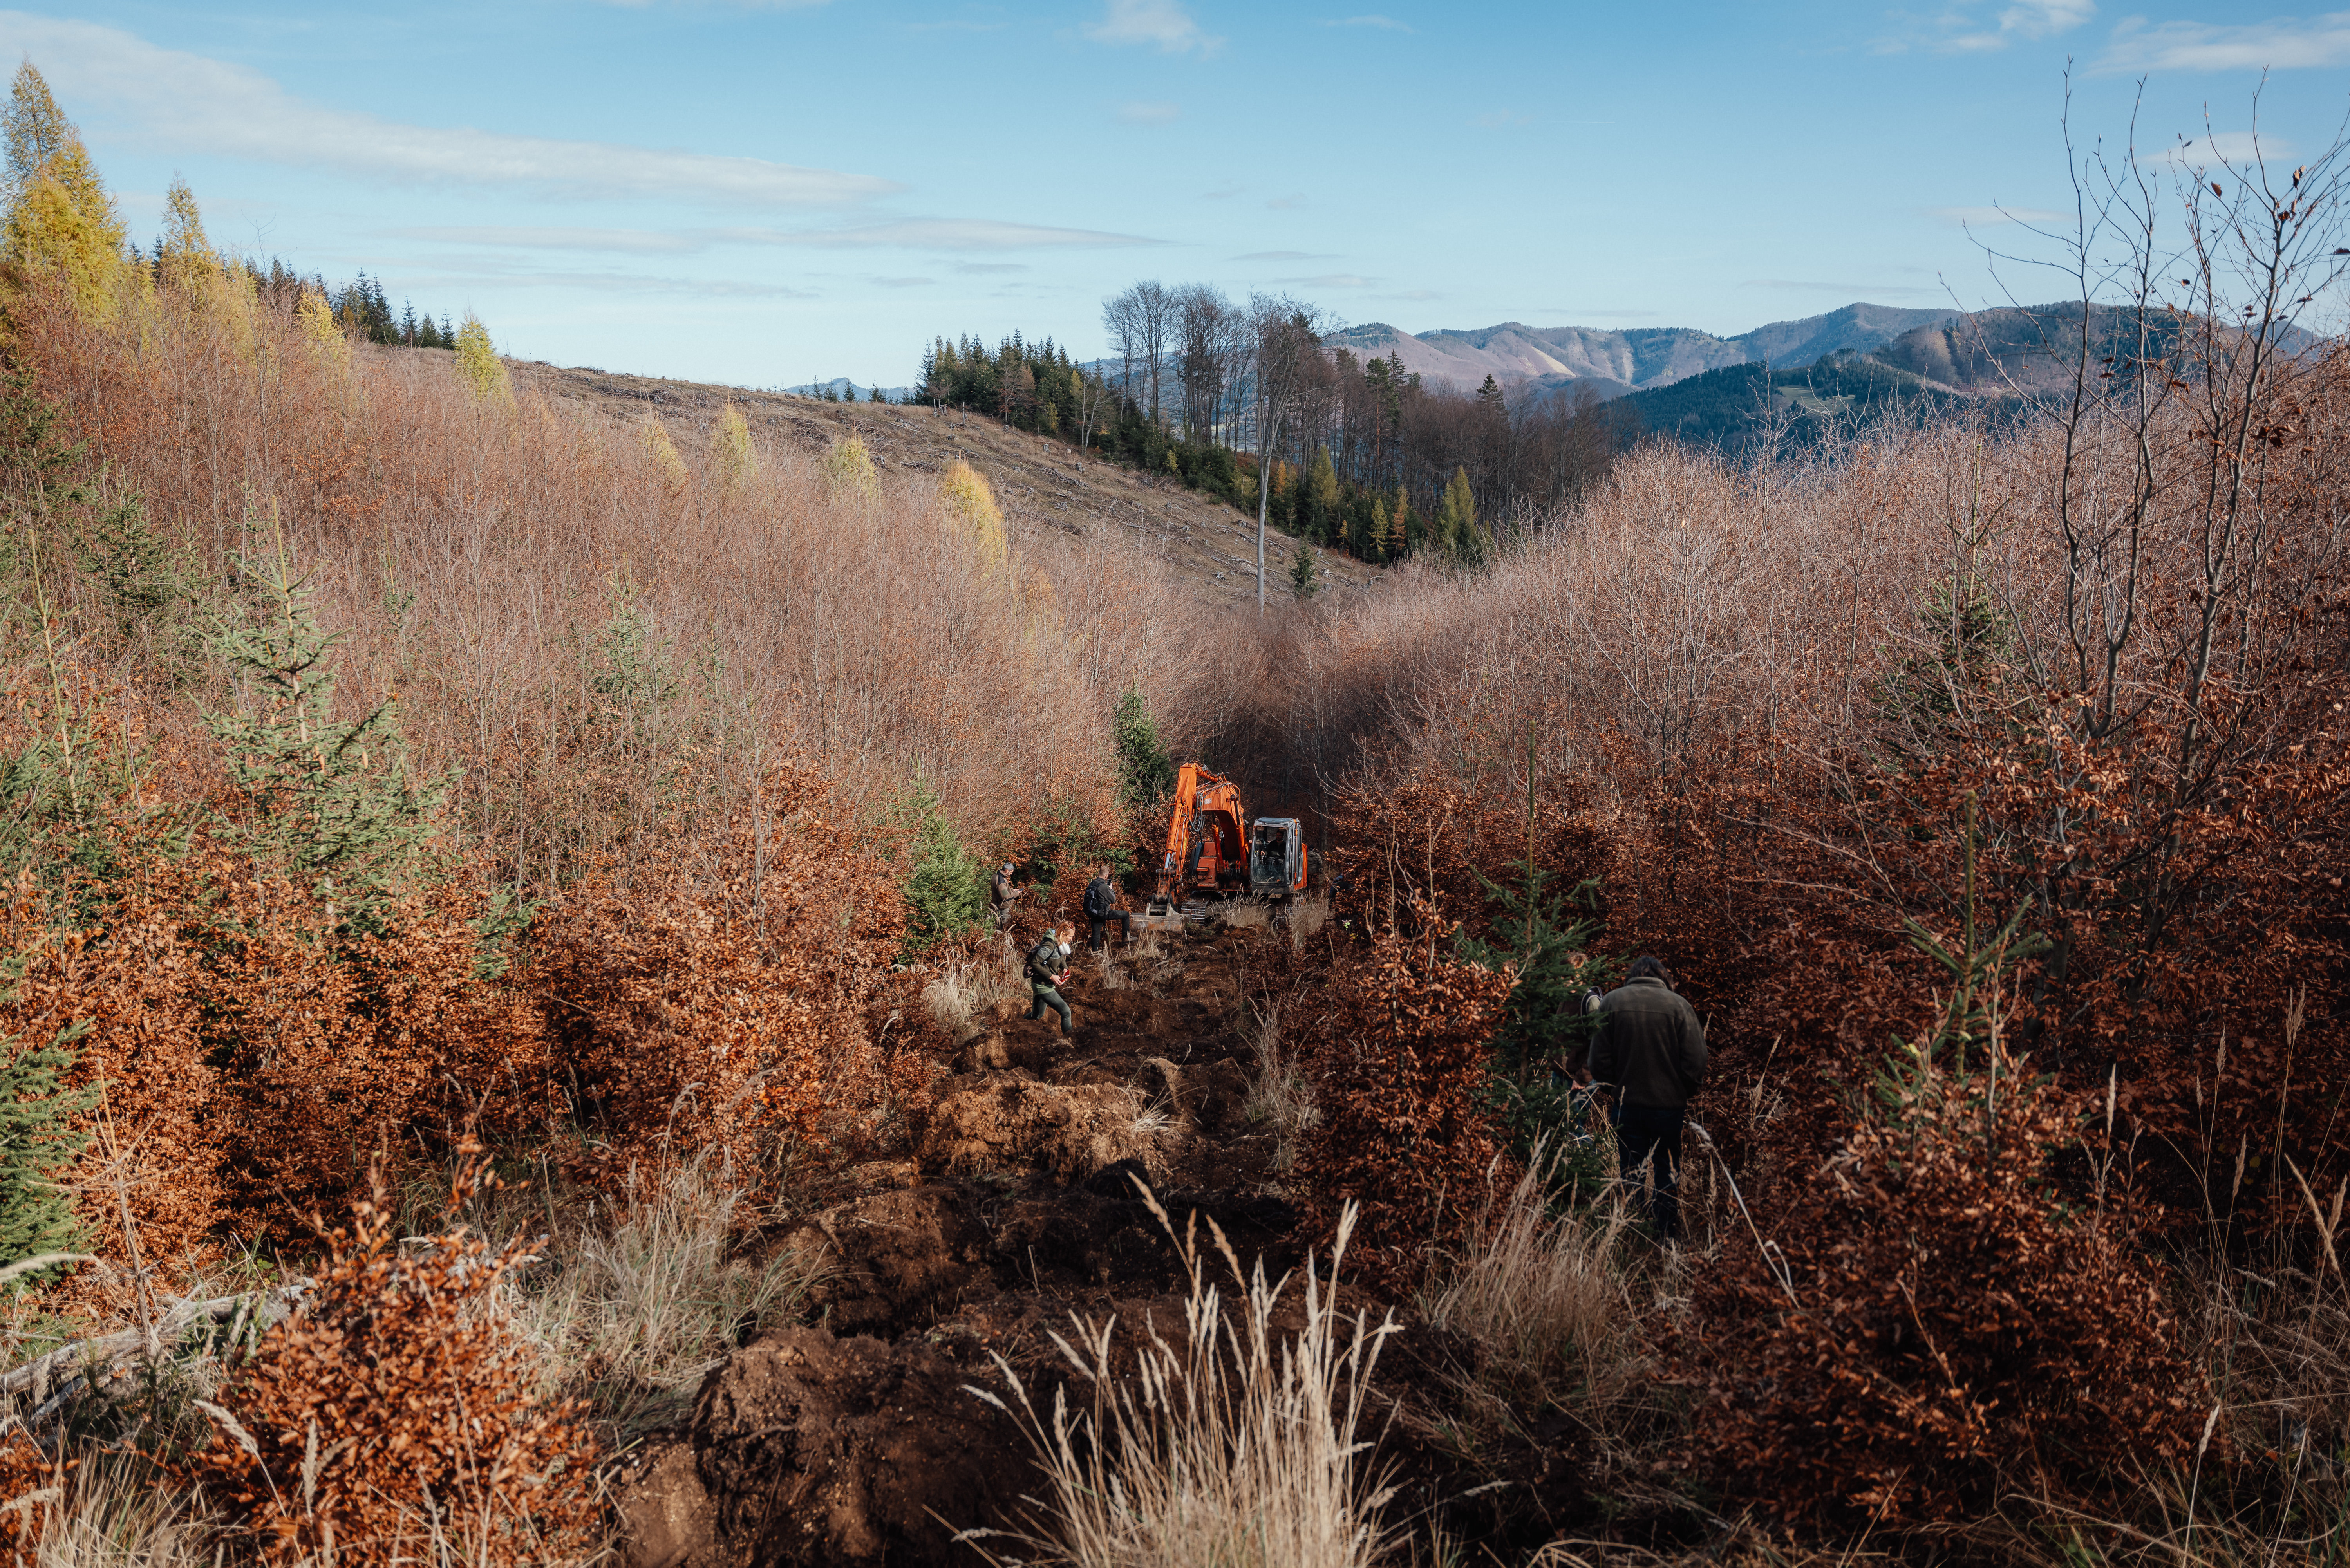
612;919;1591;1568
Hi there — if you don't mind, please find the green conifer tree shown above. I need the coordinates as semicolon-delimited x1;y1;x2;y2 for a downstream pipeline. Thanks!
1287;539;1321;601
204;527;449;930
1435;466;1482;565
894;780;986;954
1365;496;1392;564
0;1012;93;1280
1112;682;1177;806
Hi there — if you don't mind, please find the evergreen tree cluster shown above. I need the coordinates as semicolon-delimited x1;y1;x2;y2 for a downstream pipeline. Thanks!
252;265;457;350
919;333;1102;437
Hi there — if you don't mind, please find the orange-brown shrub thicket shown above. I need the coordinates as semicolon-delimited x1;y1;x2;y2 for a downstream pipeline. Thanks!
1272;885;1513;1290
1681;984;2209;1523
0;658;553;1258
1216;373;2350;1239
1192;173;2350;1516
528;758;917;1185
187;1158;600;1563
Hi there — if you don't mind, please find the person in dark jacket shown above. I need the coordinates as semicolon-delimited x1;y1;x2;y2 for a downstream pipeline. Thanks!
990;863;1021;930
1026;924;1076;1036
1589;955;1707;1241
1083;865;1131;952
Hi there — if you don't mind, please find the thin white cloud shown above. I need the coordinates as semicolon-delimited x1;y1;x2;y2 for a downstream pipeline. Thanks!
419;267;821;299
1475;110;1533;128
1929;204;2070;224
1323;14;1414;29
734;219;1158;250
1380;289;1440;301
1085;0;1224;54
0;12;898;208
871;276;934;288
1999;0;2095;39
1267;193;1307;210
1119;100;1183;124
390;220;1153;254
1231;249;1330;260
2098;11;2350;72
2141;131;2290;166
1880;0;2095;53
1280;273;1376;288
954;262;1029;274
393;226;703;254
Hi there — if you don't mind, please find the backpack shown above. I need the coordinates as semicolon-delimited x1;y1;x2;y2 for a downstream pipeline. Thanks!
1084;876;1113;917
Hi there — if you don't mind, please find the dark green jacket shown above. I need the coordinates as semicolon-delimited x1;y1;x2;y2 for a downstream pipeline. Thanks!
1591;976;1706;1109
1026;936;1068;986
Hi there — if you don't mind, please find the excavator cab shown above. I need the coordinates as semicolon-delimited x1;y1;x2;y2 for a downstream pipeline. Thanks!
1138;764;1314;932
1249;818;1307;898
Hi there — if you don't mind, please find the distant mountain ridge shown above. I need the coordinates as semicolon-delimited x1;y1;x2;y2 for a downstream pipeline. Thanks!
1327;303;1963;398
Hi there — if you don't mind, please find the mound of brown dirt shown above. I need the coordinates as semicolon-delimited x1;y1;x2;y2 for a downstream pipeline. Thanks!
920;1071;1169;1182
620;926;1562;1565
618;1323;1027;1568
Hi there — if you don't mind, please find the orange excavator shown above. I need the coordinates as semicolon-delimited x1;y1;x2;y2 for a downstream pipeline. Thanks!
1134;763;1308;931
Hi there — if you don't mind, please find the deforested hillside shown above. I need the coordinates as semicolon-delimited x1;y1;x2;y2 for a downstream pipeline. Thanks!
501;357;1382;608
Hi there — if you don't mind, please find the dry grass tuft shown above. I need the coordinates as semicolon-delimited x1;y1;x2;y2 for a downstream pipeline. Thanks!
1242;1006;1320;1172
1287;892;1330;950
1418;1144;1641;1409
517;1152;824;1436
1216;897;1271;930
965;1194;1396;1568
922;945;1024;1035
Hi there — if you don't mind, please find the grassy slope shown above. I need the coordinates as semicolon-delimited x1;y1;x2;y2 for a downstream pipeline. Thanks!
505;359;1383;609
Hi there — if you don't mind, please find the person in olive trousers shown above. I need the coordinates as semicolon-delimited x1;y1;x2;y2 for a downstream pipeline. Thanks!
1025;923;1076;1037
1589;956;1707;1241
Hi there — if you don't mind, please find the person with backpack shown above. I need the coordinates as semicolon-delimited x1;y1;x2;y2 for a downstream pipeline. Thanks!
1026;923;1076;1037
1083;864;1131;952
1589;955;1707;1243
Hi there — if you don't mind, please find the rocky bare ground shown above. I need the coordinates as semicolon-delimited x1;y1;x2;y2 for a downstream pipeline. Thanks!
613;925;1590;1568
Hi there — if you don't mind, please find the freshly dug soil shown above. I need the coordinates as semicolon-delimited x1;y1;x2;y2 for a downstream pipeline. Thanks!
616;924;1589;1567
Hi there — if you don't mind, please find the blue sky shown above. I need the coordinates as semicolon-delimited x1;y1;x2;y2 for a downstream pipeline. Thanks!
6;1;2345;386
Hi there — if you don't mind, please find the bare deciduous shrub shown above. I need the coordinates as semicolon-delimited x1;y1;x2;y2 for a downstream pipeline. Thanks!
965;1196;1396;1568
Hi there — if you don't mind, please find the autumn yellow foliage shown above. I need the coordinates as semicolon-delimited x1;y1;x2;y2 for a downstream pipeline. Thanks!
941;458;1006;567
